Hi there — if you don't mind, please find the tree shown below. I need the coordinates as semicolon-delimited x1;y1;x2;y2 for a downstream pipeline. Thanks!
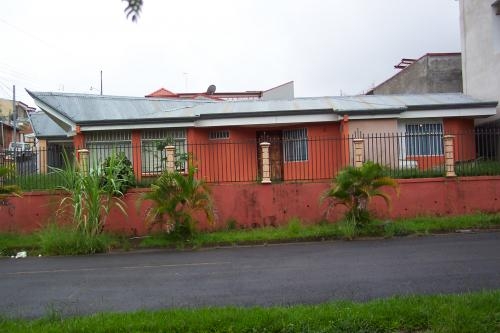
322;161;399;226
123;0;143;22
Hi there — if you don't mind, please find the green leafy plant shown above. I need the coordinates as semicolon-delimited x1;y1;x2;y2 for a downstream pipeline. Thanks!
54;153;126;239
322;161;399;227
141;166;215;239
0;165;21;198
100;151;136;195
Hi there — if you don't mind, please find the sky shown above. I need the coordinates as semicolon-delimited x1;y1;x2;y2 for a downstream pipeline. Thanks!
0;0;461;106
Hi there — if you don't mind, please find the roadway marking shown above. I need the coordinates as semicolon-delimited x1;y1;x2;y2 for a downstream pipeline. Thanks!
0;261;232;276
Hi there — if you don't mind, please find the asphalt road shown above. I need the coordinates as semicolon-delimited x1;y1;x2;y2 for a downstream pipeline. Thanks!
1;232;499;319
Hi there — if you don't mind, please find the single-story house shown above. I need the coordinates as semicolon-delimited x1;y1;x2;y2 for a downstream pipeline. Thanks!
27;90;498;182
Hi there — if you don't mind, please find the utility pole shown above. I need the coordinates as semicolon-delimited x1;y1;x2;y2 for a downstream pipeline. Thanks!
100;70;103;95
12;85;16;144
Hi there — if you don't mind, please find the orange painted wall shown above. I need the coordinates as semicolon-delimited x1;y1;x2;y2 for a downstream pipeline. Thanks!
282;123;343;181
187;123;343;182
443;118;476;161
187;127;258;182
3;176;500;235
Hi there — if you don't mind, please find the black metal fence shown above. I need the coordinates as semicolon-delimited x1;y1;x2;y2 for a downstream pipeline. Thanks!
2;129;500;190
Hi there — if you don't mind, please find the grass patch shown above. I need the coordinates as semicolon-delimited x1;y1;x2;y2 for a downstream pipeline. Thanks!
37;224;115;255
0;233;40;256
141;213;500;249
0;290;498;332
2;213;500;256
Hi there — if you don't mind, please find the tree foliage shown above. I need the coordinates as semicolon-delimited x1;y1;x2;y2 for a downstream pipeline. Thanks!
123;0;143;22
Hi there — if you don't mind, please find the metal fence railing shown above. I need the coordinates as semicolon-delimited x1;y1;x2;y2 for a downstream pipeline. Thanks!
1;129;500;190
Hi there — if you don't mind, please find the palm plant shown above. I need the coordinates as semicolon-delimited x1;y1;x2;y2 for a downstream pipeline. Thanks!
322;161;399;226
141;166;214;238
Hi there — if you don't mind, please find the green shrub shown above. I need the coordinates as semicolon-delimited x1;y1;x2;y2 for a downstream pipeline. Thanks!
100;152;136;195
141;166;214;240
322;161;399;227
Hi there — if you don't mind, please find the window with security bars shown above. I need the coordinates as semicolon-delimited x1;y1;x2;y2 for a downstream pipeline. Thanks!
209;130;229;140
85;131;132;168
283;128;308;162
141;129;187;174
405;123;443;156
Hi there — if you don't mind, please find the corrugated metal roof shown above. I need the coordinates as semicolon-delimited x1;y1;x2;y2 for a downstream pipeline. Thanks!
28;91;496;124
29;111;69;138
27;91;214;122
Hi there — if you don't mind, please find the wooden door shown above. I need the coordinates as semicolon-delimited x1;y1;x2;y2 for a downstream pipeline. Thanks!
257;131;283;181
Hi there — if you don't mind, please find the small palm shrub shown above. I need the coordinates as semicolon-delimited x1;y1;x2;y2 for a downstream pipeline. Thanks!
322;161;399;227
141;166;214;239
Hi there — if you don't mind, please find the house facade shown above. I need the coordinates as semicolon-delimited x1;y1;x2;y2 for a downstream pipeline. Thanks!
28;90;497;182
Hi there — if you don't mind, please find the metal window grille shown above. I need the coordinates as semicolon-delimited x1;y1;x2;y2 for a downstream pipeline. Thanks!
283;128;308;162
405;123;443;156
209;130;230;140
141;129;187;173
85;130;132;167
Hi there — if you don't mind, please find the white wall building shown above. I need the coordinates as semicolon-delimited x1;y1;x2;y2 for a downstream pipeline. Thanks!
460;0;500;125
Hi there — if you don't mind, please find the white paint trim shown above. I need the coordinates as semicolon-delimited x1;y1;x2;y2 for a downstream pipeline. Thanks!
194;114;340;127
81;122;194;131
399;107;497;119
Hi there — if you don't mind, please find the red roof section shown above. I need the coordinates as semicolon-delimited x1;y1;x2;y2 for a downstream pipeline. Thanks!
145;88;178;98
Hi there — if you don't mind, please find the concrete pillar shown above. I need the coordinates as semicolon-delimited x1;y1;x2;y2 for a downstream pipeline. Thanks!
38;139;48;174
165;145;176;172
259;142;271;184
353;138;365;168
443;135;456;177
77;149;90;176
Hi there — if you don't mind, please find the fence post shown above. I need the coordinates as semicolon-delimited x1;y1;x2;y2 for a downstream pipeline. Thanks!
353;138;365;168
165;145;176;172
77;149;90;176
443;135;456;177
259;142;272;184
38;139;48;174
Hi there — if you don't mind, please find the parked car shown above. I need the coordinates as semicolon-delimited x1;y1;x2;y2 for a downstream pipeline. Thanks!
5;142;34;160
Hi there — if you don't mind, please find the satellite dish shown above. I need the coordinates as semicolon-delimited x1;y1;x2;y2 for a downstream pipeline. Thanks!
206;84;216;94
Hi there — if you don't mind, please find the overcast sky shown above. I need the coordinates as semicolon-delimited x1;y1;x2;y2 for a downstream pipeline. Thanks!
1;0;461;106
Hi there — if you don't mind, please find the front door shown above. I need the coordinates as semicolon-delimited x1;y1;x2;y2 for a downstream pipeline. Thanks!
257;131;283;181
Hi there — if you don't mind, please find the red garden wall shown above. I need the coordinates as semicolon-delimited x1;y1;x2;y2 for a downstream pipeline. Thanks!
1;176;500;235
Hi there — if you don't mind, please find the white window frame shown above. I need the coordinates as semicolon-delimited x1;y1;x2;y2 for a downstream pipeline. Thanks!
283;128;308;162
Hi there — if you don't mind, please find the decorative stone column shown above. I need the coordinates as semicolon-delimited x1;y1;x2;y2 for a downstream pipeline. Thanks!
77;149;90;176
443;135;456;177
165;145;176;172
38;139;48;174
259;142;271;184
353;138;365;168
